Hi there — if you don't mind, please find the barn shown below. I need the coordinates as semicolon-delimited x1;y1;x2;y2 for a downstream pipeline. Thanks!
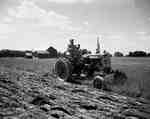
35;50;50;58
25;51;33;58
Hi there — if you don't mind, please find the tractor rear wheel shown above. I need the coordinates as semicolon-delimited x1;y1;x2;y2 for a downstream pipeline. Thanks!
54;58;72;81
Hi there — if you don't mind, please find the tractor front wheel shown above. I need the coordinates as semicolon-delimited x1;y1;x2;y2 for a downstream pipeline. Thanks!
93;76;104;89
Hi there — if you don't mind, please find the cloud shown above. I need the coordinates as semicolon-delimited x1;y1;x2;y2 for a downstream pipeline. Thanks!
83;21;89;26
136;31;147;35
47;0;94;4
0;23;16;34
3;0;81;31
138;34;150;40
141;35;150;40
0;0;20;12
0;0;84;50
101;33;123;40
136;31;150;40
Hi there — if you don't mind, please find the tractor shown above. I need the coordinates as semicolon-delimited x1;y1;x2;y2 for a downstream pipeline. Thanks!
54;39;127;90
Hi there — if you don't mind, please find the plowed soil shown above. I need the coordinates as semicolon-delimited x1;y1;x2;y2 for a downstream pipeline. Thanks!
0;58;150;119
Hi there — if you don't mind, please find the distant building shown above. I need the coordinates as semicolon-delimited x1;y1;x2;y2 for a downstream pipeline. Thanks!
35;50;50;58
25;51;33;58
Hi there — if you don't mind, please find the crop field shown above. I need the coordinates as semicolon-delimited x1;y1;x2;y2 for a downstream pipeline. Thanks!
0;57;150;99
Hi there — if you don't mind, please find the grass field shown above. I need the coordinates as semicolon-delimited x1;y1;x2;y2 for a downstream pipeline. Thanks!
0;57;149;99
111;57;150;99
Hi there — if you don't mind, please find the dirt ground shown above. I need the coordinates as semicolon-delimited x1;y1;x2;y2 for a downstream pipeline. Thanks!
0;58;150;119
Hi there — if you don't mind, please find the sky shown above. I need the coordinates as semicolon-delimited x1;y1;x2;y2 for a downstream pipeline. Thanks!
0;0;150;54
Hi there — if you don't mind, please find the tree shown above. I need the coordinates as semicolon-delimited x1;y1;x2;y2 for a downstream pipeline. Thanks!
127;51;147;57
114;52;124;57
0;49;25;57
147;53;150;57
46;46;58;58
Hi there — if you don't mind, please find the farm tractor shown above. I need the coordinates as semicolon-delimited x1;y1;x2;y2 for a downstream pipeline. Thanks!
54;39;127;90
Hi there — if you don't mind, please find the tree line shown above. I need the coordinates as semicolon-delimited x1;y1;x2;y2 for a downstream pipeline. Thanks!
114;51;150;57
0;47;92;58
0;46;58;58
0;47;149;58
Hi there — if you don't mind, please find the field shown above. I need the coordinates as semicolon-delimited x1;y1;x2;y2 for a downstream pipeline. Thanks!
0;58;56;74
0;57;150;118
111;57;150;99
0;57;149;99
